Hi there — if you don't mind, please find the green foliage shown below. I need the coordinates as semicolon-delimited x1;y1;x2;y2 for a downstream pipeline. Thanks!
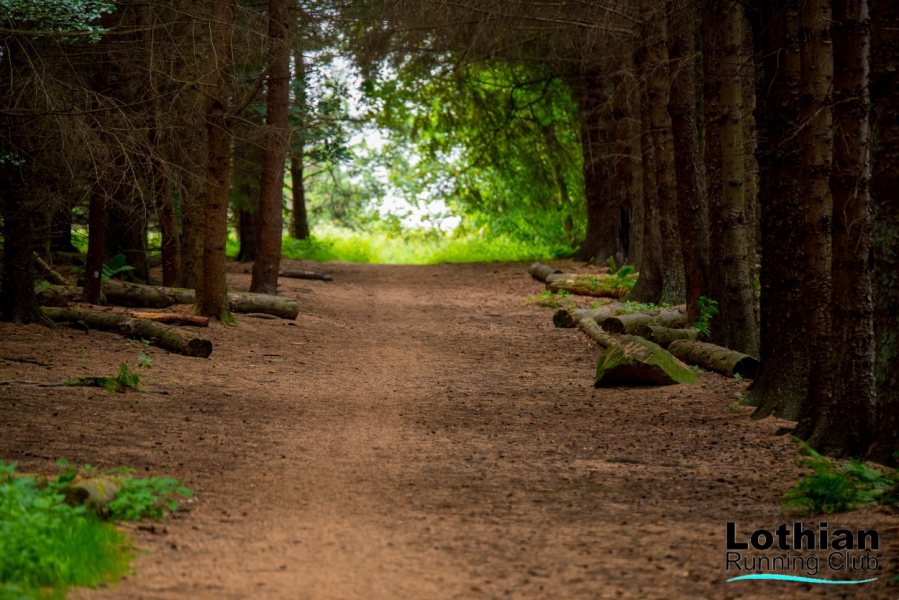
527;289;574;309
781;439;895;514
362;60;585;250
0;461;130;600
63;363;141;393
0;0;114;39
137;354;152;369
616;265;635;279
105;478;193;522
72;254;134;281
691;296;719;339
618;301;670;314
606;255;617;274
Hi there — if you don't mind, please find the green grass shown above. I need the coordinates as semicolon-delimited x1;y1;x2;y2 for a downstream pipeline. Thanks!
227;226;568;265
0;463;131;600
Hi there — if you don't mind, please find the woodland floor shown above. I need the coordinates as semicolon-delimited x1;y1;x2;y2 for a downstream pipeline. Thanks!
1;259;898;599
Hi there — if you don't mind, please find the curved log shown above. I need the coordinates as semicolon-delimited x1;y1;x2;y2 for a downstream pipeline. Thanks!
528;261;562;282
667;339;760;378
577;315;618;348
279;269;332;282
43;307;212;358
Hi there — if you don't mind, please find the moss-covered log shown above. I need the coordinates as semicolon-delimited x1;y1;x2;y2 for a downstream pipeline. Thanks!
553;302;623;328
634;325;698;348
547;273;637;298
595;335;698;387
43;307;212;358
528;261;562;282
667;339;760;377
602;309;687;334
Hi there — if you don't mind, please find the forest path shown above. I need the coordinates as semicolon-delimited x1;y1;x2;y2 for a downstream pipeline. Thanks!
1;260;895;599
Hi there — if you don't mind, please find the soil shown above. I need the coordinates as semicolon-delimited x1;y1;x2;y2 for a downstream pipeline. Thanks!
2;259;898;599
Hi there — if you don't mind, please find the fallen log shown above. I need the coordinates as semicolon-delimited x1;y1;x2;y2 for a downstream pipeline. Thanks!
34;253;68;285
602;309;687;335
528;261;562;282
37;281;299;320
67;304;208;327
634;325;698;348
279;269;332;282
595;336;699;387
577;317;617;348
43;307;213;358
667;340;760;378
546;273;637;298
553;302;623;328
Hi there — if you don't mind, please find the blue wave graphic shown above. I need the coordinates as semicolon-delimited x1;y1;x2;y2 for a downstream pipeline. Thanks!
727;574;877;585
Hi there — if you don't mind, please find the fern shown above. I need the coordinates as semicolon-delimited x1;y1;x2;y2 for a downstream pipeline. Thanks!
781;439;892;514
71;253;134;280
617;265;634;279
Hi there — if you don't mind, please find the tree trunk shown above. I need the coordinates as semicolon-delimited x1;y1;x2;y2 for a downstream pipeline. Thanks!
0;191;49;325
573;68;617;264
648;18;686;305
667;0;710;323
612;51;643;268
749;0;809;420
719;3;760;357
628;48;664;304
250;0;291;294
291;49;310;240
237;206;257;263
866;0;899;465
49;205;78;253
83;185;108;305
803;0;874;458
742;10;760;273
195;0;236;321
793;0;836;444
702;4;727;345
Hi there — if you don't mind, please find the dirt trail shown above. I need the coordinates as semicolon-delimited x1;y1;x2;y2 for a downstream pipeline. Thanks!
1;260;897;599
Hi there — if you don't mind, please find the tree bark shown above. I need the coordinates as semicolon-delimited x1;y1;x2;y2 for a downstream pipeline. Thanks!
628;48;664;304
250;0;291;294
793;0;836;443
719;3;760;357
867;0;899;465
291;49;310;240
701;4;727;345
195;0;236;321
667;0;710;323
612;51;644;268
572;68;617;264
0;187;49;325
43;307;212;358
749;0;809;420
648;18;686;305
797;0;874;458
741;9;760;273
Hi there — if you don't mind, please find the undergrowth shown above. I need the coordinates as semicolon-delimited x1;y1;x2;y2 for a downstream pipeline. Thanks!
0;460;193;599
63;363;141;393
227;228;568;265
616;300;671;314
781;439;898;514
527;289;574;309
691;296;718;339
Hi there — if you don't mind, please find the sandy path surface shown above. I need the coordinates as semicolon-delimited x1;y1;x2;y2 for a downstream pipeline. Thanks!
1;260;897;599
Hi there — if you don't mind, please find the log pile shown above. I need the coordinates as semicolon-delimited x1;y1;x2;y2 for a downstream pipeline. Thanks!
43;307;213;358
552;302;622;328
633;325;697;348
602;309;686;334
